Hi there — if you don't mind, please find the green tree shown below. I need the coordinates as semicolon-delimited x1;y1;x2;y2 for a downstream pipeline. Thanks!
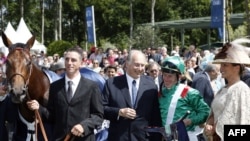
132;25;164;50
47;40;73;56
1;0;246;53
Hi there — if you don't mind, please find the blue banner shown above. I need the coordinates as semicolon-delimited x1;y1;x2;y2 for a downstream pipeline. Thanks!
210;0;223;28
86;6;96;43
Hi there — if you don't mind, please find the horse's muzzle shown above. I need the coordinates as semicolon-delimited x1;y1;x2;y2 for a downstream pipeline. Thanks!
9;86;27;103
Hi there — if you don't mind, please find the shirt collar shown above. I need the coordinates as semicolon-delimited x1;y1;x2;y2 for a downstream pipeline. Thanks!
126;73;140;86
65;73;81;86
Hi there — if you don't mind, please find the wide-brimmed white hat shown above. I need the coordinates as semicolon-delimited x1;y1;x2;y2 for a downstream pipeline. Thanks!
213;38;250;65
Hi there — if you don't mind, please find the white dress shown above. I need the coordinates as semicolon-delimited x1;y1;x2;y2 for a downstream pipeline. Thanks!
211;81;250;140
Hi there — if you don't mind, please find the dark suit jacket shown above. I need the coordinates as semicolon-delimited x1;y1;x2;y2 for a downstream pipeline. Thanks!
191;71;214;107
241;67;250;87
148;54;162;64
0;94;17;141
43;76;104;141
103;75;162;141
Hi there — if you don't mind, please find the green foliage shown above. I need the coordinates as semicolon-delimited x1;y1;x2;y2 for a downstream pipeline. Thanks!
232;25;247;39
101;41;116;52
132;26;164;50
47;40;73;56
1;0;246;54
110;32;130;50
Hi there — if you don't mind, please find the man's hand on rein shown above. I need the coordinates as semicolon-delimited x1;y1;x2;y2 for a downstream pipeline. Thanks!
27;100;40;111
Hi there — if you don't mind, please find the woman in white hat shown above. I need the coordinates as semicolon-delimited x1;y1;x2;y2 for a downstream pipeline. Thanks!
204;39;250;141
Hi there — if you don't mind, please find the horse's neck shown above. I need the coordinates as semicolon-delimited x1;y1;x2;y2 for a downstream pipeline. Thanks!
31;63;44;76
29;64;50;105
19;102;35;122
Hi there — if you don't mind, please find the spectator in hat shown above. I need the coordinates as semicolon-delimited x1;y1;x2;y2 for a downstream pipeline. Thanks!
53;61;66;76
204;40;250;141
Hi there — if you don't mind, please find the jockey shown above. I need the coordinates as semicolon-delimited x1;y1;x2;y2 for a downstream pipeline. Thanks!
158;56;210;141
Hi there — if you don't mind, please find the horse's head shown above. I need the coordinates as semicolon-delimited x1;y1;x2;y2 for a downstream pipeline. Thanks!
2;32;35;103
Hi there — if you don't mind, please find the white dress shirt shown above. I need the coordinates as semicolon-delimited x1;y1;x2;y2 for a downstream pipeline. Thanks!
65;73;81;97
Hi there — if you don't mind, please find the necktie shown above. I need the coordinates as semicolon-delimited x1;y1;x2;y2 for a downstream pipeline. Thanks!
132;80;137;107
67;81;73;101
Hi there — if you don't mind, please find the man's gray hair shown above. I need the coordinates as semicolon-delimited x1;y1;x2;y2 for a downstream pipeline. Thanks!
126;50;147;64
204;63;218;72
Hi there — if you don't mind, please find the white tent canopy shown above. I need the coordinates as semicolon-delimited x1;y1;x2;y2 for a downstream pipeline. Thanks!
0;17;47;56
0;22;17;56
16;18;47;53
5;22;17;41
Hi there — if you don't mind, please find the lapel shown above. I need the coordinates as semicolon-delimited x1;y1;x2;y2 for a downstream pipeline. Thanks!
70;76;84;103
202;71;209;79
117;75;133;108
134;76;145;108
202;71;213;91
57;77;69;103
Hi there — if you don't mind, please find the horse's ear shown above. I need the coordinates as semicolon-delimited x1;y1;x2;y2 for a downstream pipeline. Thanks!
1;31;13;48
26;35;36;50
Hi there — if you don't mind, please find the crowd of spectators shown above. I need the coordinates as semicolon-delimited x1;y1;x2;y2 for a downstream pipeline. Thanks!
24;45;228;112
27;44;220;85
2;42;250;141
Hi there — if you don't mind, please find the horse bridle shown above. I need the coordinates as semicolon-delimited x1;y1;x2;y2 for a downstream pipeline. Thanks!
6;47;33;99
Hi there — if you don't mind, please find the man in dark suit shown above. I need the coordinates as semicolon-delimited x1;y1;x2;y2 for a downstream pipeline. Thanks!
191;64;220;107
27;47;104;141
241;66;250;87
103;50;162;141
